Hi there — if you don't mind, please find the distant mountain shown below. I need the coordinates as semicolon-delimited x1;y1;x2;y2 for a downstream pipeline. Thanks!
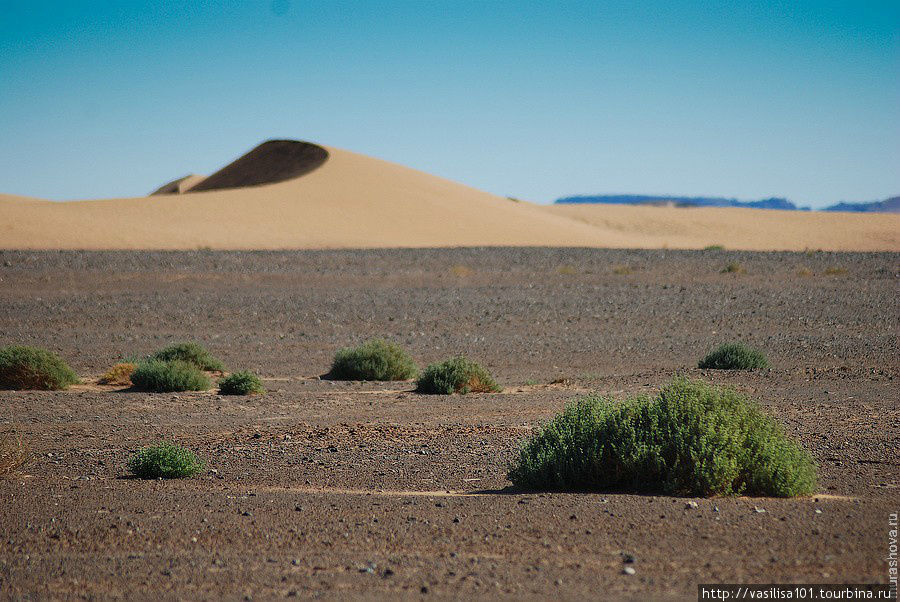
822;196;900;213
554;195;804;210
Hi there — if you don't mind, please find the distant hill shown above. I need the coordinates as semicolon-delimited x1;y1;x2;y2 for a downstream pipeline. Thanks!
555;195;804;210
822;196;900;213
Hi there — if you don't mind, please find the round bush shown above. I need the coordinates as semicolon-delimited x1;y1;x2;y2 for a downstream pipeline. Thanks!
151;342;224;371
0;346;79;390
218;371;265;395
130;359;211;392
508;378;816;497
327;339;418;381
127;443;204;479
98;362;136;386
699;342;769;370
415;356;501;394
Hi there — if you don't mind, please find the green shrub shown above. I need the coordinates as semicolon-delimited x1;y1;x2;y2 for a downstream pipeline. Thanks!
218;371;265;395
416;356;501;394
127;442;204;479
704;244;725;251
508;378;816;497
699;342;769;370
327;339;418;381
130;359;211;392
151;342;224;371
0;346;79;390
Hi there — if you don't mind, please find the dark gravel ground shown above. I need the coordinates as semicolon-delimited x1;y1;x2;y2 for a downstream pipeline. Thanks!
0;248;897;600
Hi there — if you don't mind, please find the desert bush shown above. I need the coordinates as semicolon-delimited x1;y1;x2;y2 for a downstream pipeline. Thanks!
508;378;816;497
450;265;473;277
824;267;848;276
0;346;79;390
704;245;725;251
721;262;744;274
218;371;265;395
98;362;137;386
699;342;769;370
151;342;224;371
130;359;211;392
127;442;204;479
416;356;501;394
327;339;418;381
612;265;632;275
0;431;28;476
557;265;577;275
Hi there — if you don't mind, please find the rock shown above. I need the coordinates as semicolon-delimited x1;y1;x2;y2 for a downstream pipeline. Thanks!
685;501;699;509
753;507;766;513
623;566;636;575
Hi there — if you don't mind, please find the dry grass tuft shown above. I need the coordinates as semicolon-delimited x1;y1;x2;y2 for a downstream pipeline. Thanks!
557;265;577;276
0;431;28;476
612;265;632;275
721;262;745;274
98;362;137;386
824;267;848;276
450;265;473;277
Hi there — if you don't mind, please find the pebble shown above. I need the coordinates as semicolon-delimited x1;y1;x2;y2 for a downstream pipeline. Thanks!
623;566;636;575
754;507;766;513
685;501;699;509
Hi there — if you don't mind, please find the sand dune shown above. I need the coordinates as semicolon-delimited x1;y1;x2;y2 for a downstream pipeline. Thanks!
1;140;897;250
150;174;207;195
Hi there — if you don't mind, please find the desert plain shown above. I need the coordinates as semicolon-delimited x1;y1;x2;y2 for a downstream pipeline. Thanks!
0;246;897;600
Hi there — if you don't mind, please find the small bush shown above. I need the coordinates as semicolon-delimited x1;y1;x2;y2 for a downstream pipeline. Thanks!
218;371;265;395
0;346;79;390
127;442;204;479
796;267;813;277
98;362;137;386
0;431;28;476
612;265;632;275
508;378;816;497
450;265;473;277
721;262;744;274
699;342;769;370
416;356;501;394
824;267;848;276
130;359;211;392
151;342;224;371
327;339;418;381
557;265;577;275
704;245;725;251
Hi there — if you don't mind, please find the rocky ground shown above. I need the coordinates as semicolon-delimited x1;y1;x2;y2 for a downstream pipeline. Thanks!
0;248;897;600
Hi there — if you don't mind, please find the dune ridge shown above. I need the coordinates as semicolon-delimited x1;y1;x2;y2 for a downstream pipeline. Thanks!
1;140;898;251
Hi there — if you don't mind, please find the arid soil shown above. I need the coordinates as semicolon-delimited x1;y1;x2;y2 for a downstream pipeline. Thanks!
0;248;897;600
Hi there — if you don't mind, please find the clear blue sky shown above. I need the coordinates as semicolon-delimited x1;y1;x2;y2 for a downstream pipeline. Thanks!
1;1;897;207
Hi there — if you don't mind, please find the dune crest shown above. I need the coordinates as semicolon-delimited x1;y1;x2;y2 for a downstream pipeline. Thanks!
0;139;898;251
150;174;207;195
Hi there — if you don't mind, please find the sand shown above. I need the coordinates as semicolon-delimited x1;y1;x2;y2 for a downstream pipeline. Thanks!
1;140;898;250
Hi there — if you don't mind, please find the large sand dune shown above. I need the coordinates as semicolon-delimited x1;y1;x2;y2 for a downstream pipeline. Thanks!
1;140;897;250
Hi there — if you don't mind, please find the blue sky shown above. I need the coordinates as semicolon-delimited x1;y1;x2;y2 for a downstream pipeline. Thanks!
1;1;897;207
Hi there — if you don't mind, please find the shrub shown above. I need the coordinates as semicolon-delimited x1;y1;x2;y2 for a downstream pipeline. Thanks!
151;342;224;371
704;245;725;251
721;262;744;274
824;267;848;276
218;371;265;395
327;339;418;381
130;359;211;392
98;362;137;386
508;378;816;497
416;356;501;394
612;265;632;275
0;431;28;476
0;346;79;390
450;265;473;277
557;265;577;275
127;442;204;479
699;342;769;370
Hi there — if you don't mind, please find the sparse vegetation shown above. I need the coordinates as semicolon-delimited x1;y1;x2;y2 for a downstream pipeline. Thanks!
557;265;577;275
0;431;28;476
612;265;632;275
721;262;744;274
151;342;224;371
704;245;725;251
127;442;204;479
416;356;501;394
327;339;418;381
130;359;211;392
218;371;265;395
0;346;79;390
508;378;817;497
796;267;813;277
699;342;769;370
450;265;473;277
824;267;848;276
98;362;137;386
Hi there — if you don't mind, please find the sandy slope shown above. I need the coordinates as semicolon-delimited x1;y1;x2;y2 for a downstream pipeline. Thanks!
1;142;898;250
543;203;900;251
